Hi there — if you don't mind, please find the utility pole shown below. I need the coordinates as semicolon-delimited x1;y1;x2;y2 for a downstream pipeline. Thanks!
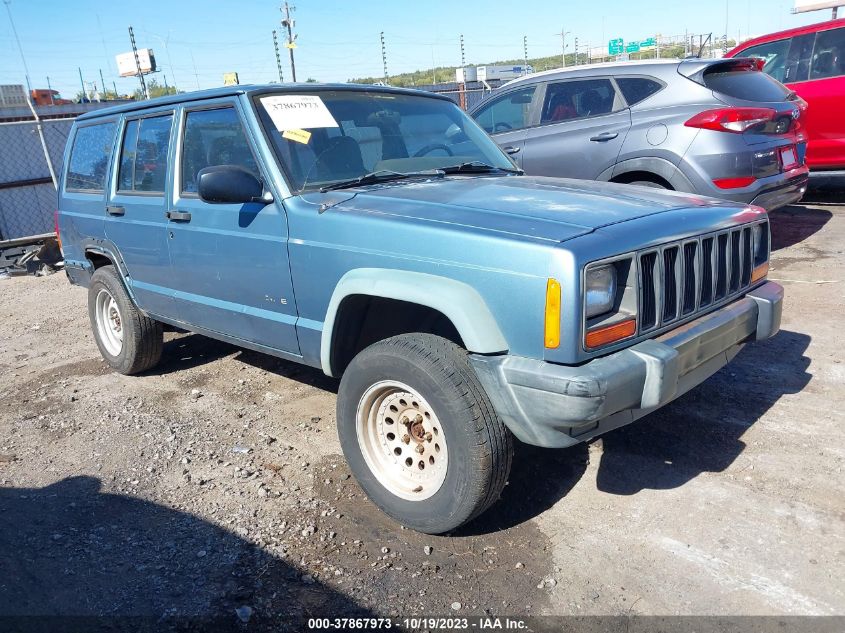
556;28;570;67
574;37;579;65
380;31;388;84
523;35;528;70
99;68;107;98
281;1;297;82
46;76;54;104
460;33;465;68
113;81;118;96
78;68;86;101
272;30;284;82
128;26;148;99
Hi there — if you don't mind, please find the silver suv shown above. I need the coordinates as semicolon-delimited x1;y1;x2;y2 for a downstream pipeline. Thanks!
470;58;809;210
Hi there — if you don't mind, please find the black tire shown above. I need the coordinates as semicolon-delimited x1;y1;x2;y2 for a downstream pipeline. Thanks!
337;333;513;534
628;180;668;189
87;265;163;375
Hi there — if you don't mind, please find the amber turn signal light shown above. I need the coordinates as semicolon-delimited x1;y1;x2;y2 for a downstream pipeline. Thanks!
585;318;636;349
544;279;561;349
751;261;769;283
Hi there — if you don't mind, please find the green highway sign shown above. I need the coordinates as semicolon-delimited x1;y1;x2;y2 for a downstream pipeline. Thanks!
608;38;624;55
625;42;641;53
640;37;657;48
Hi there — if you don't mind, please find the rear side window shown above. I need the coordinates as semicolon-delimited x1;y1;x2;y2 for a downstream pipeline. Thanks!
810;27;845;80
784;33;815;83
65;122;116;192
472;86;536;133
181;107;259;194
541;78;618;123
741;38;791;83
616;77;663;106
703;67;792;101
118;114;173;193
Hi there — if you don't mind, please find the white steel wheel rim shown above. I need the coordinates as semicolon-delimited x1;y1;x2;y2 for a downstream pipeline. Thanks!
95;289;124;356
356;380;448;501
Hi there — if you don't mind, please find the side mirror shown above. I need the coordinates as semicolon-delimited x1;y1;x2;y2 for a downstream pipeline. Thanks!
197;165;266;204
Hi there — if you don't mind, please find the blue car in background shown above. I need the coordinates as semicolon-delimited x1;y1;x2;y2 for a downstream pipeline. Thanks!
57;84;783;533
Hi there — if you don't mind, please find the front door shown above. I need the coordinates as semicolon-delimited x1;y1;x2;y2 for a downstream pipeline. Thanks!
521;77;631;180
165;100;299;355
471;85;538;168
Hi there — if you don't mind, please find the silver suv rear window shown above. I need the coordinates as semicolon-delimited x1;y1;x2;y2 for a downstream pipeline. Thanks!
703;67;792;102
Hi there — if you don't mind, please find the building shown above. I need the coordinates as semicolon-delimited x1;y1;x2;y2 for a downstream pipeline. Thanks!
0;84;27;108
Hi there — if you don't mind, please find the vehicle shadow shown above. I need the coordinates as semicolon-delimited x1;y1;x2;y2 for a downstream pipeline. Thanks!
456;442;589;536
150;332;338;393
769;204;832;251
594;329;811;495
0;476;371;632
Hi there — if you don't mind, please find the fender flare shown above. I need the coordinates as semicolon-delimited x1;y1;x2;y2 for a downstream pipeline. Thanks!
320;268;508;377
599;156;695;192
80;239;138;303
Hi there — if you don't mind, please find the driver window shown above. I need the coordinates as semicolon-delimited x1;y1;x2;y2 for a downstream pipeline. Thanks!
472;86;536;134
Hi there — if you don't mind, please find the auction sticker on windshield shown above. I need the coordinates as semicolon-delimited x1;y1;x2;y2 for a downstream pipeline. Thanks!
261;95;338;130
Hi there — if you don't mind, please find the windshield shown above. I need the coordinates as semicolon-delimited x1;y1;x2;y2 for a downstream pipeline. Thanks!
253;90;516;192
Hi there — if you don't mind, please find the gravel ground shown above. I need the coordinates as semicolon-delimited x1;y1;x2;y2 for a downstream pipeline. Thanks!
1;198;843;630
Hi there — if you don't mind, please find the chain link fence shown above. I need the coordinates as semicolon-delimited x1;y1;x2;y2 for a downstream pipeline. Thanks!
0;118;71;241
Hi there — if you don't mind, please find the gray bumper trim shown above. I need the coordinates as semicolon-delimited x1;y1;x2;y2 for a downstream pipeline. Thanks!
750;173;809;211
471;281;783;448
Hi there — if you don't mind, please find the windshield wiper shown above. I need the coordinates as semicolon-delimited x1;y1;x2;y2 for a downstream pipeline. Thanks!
440;161;523;175
319;169;444;192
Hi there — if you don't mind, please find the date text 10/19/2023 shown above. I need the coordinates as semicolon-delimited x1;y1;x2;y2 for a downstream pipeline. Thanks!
307;616;530;630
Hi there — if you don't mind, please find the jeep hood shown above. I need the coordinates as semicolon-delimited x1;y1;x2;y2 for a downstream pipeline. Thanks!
302;175;738;243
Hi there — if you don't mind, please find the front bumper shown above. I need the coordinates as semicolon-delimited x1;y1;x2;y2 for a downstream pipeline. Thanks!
471;281;783;448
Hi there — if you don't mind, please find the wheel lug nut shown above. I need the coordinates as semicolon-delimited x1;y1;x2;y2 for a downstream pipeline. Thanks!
415;414;423;423
425;432;433;441
415;444;424;454
401;416;409;425
402;434;411;444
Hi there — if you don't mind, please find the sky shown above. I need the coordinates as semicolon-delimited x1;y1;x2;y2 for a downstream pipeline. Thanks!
0;0;830;98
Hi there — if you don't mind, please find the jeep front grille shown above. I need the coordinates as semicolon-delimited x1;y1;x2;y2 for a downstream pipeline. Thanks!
637;222;767;334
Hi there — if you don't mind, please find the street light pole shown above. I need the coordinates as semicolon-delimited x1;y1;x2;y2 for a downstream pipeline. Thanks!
281;1;297;82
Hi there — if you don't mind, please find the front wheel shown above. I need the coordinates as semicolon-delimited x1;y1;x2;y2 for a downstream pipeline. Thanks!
337;334;513;534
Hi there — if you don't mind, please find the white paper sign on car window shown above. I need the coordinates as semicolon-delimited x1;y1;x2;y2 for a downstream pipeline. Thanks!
260;95;338;131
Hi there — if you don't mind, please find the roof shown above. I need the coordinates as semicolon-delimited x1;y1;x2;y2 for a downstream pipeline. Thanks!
76;82;452;121
499;58;683;88
727;17;845;55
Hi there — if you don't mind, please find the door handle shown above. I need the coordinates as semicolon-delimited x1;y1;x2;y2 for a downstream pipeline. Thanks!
589;132;619;142
166;210;192;222
106;205;125;216
503;146;521;155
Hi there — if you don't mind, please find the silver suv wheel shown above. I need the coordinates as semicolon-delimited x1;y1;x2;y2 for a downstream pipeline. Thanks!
356;380;448;501
95;288;124;356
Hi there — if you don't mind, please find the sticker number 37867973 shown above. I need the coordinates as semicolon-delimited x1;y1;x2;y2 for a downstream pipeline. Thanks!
260;95;339;131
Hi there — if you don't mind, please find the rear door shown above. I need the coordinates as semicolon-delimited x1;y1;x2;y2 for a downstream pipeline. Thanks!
520;77;631;180
104;109;176;317
470;85;538;168
166;98;299;354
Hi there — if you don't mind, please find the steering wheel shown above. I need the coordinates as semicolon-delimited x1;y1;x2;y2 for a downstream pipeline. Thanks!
493;122;513;132
413;143;454;157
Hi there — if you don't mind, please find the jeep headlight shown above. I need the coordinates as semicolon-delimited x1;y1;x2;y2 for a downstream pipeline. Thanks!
585;265;617;318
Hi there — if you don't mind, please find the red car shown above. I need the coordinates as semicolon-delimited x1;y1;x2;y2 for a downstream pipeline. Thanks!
727;18;845;176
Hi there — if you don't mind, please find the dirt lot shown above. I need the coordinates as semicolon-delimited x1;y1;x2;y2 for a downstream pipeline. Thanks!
1;197;843;630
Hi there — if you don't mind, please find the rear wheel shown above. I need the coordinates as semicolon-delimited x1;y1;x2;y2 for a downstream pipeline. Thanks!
337;333;513;534
88;265;163;375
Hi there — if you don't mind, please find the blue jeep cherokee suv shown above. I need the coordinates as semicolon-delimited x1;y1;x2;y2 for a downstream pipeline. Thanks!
58;84;783;533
